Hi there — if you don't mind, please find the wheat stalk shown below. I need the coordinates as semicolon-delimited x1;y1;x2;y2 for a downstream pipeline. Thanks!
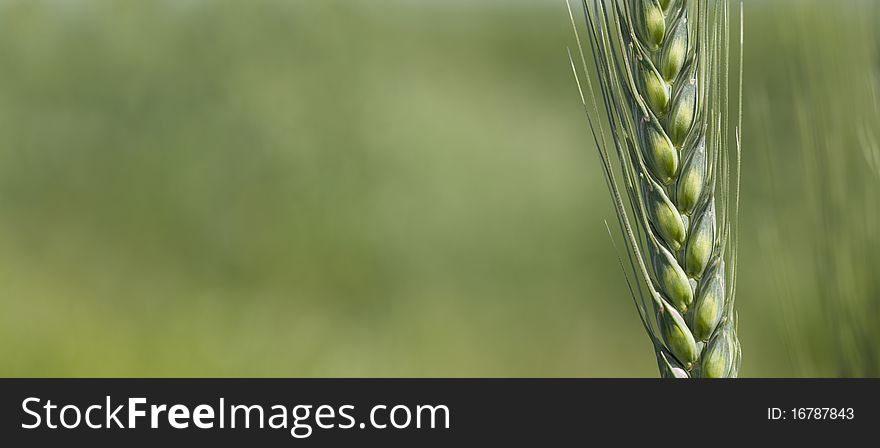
567;0;743;377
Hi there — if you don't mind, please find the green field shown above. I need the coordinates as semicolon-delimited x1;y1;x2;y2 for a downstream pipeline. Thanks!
0;0;876;377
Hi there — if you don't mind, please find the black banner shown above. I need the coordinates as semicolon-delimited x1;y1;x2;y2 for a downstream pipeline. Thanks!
0;379;875;445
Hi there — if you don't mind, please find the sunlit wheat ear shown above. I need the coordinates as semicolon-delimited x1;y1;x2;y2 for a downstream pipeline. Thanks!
567;0;743;378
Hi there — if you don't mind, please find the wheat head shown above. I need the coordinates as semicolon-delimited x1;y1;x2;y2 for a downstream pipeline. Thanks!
568;0;743;378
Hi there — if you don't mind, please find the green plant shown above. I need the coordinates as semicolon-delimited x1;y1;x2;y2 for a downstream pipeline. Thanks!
753;0;880;377
567;0;743;377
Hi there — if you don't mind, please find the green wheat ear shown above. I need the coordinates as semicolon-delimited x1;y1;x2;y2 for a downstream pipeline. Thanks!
567;0;743;378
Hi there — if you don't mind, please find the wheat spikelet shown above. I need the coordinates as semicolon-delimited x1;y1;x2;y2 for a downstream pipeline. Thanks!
567;0;743;378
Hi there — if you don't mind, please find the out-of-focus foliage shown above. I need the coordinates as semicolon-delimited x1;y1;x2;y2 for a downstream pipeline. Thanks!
0;0;875;377
747;0;880;377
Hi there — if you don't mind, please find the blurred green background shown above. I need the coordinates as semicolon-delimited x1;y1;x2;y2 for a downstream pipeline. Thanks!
0;0;876;377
